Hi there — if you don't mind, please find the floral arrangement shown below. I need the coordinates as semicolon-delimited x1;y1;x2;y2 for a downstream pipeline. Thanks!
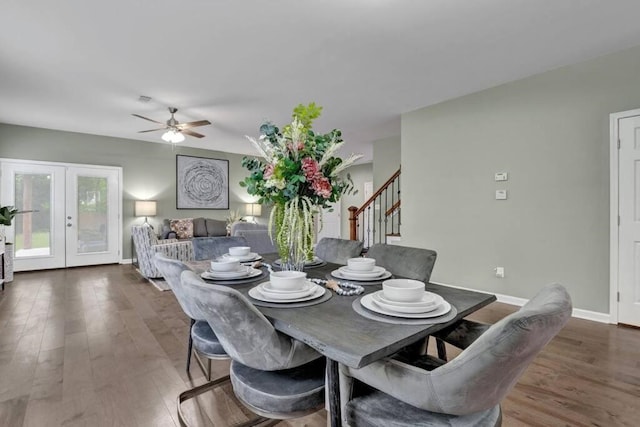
240;103;362;268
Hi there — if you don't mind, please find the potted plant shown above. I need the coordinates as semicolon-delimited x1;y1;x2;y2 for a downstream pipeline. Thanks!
0;206;32;283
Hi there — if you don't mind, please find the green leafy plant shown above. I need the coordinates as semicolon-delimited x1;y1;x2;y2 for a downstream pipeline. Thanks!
0;206;19;226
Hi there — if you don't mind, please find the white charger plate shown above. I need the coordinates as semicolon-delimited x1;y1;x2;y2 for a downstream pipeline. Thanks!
338;266;387;279
201;267;262;280
360;293;451;318
249;283;326;303
331;269;392;282
222;252;262;262
376;291;441;308
371;291;442;314
257;281;316;300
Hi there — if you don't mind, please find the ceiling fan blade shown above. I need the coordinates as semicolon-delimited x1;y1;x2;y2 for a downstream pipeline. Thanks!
182;129;205;138
137;128;166;133
132;114;164;125
177;120;211;130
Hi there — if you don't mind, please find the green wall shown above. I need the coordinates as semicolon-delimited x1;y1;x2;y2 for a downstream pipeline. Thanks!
402;44;640;313
372;136;401;189
0;123;254;259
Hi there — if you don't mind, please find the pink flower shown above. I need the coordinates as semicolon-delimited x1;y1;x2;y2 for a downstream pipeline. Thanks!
301;157;320;181
263;164;274;179
312;176;332;198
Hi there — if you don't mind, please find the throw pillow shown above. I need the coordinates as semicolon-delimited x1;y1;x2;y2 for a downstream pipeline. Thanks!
170;218;193;239
205;218;227;237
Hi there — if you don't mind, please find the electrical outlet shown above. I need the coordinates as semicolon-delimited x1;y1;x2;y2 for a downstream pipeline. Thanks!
494;267;505;278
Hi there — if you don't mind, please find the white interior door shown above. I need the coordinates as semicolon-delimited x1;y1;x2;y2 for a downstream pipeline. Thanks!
1;161;66;270
65;166;120;267
317;201;341;241
1;160;121;271
618;115;640;326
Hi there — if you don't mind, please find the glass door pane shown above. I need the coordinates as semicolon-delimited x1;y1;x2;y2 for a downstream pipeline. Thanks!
76;176;108;253
14;173;52;258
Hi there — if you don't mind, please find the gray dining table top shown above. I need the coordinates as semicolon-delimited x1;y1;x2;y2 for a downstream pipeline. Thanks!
188;255;496;369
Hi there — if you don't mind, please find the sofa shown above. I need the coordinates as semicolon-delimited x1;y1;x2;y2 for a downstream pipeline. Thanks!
230;221;277;254
160;217;227;240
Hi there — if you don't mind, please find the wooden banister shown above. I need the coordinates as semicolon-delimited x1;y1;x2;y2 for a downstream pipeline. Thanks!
352;168;401;218
385;200;401;217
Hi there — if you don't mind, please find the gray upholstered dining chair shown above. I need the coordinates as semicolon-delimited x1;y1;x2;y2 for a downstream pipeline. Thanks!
153;254;228;379
191;236;249;260
366;244;437;282
180;269;327;423
339;283;572;426
315;237;364;264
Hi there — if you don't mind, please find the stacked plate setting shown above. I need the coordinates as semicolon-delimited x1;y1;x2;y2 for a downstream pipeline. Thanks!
221;245;262;263
249;271;325;303
331;257;392;281
201;254;262;280
360;279;452;318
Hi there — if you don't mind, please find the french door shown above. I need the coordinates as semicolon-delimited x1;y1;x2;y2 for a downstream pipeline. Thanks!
0;160;122;271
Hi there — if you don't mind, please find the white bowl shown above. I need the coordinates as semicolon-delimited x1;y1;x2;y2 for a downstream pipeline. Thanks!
269;271;307;291
229;246;251;257
211;257;240;272
347;257;376;272
382;279;425;302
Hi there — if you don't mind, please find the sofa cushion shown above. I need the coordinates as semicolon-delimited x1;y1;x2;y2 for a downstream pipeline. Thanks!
170;218;193;239
193;217;208;237
205;218;227;237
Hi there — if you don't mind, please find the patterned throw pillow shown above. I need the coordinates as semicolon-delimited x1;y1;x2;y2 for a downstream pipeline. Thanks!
170;218;193;239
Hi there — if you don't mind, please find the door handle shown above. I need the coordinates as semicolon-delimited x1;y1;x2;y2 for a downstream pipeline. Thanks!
67;223;72;227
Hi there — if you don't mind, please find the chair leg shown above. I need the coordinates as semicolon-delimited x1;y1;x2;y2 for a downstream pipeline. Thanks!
186;318;195;373
177;375;273;427
436;337;448;361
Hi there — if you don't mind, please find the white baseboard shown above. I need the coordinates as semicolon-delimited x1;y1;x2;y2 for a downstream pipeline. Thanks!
431;280;611;324
121;258;133;264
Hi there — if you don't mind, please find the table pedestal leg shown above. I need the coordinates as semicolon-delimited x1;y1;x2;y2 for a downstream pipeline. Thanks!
327;358;341;427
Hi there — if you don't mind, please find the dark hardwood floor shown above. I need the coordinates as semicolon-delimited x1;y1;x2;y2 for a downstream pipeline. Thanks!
0;265;638;426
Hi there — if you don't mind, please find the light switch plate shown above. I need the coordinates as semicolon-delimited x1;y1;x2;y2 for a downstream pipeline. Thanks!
495;172;508;181
495;190;507;200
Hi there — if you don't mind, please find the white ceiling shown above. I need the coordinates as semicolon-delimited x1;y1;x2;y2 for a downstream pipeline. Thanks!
2;1;640;162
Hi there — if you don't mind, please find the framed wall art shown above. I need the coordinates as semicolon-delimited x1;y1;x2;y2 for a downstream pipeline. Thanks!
176;155;229;209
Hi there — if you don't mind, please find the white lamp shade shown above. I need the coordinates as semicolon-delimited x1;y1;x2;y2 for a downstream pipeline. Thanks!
135;200;157;217
161;129;185;143
245;203;262;217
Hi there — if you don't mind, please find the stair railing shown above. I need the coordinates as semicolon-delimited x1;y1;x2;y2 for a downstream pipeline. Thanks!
348;168;401;250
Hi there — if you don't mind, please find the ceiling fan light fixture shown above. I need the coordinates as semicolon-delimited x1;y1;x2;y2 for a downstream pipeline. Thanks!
161;129;185;143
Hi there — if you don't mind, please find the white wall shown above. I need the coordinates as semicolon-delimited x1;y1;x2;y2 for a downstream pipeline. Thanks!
402;44;640;313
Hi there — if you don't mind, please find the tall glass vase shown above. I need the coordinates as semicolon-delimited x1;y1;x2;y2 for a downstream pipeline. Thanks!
274;200;315;271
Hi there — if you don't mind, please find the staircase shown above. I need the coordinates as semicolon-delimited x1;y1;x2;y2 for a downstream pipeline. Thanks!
348;168;401;250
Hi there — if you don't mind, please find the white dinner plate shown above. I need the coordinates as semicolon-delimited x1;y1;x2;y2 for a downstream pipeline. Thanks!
274;256;324;266
371;292;442;314
222;252;262;262
205;265;252;279
360;293;451;318
249;284;326;303
257;282;316;300
338;266;387;279
331;269;392;282
201;267;262;281
376;291;441;308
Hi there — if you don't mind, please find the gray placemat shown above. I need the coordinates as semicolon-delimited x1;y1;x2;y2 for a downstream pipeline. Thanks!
273;259;328;270
201;270;268;285
248;287;333;308
352;296;458;325
324;273;389;286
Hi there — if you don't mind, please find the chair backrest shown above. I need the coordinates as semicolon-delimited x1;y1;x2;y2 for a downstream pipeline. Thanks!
315;238;363;265
131;224;159;277
180;270;320;370
191;236;249;260
233;229;277;254
354;283;572;415
153;253;198;319
366;244;437;282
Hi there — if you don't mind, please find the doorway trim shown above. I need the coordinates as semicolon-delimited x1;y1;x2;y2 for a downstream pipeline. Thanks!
0;157;124;265
609;108;640;324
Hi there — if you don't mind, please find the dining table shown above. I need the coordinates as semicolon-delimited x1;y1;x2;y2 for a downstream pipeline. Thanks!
188;253;497;427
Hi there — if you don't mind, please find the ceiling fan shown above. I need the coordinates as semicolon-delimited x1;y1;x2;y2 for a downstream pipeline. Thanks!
132;107;211;143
